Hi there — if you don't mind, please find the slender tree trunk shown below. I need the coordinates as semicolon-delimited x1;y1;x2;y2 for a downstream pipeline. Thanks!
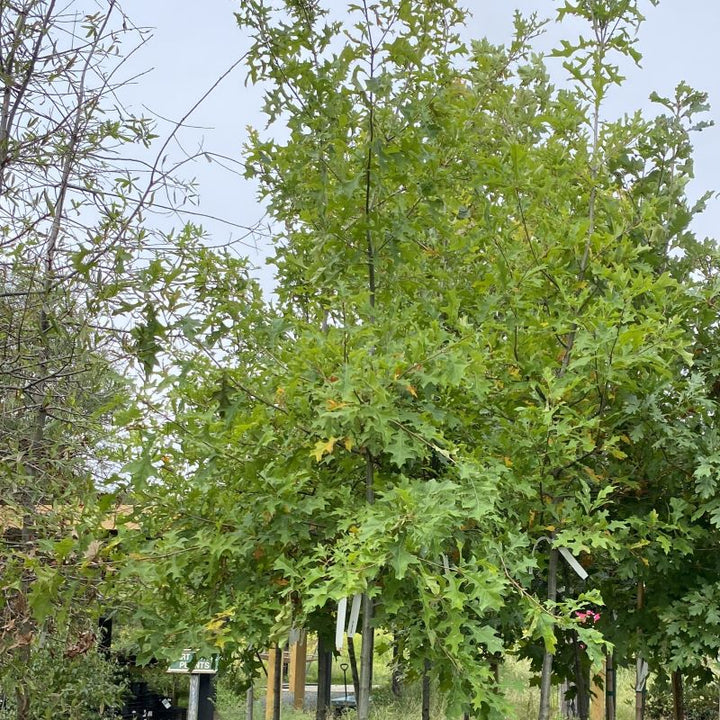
672;670;684;720
357;8;378;715
572;632;589;720
357;456;375;720
358;592;374;720
422;659;431;720
634;658;645;720
273;645;283;720
491;658;500;685
606;652;616;720
246;683;254;720
538;547;560;720
316;636;331;720
368;624;374;688
635;582;646;720
391;637;402;697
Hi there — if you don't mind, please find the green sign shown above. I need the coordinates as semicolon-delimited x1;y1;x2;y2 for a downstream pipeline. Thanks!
167;649;219;674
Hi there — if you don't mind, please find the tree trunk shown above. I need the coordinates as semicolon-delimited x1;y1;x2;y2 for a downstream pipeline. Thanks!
391;637;402;697
358;593;374;720
672;670;684;720
606;652;615;720
635;582;646;720
538;547;560;720
246;684;254;720
315;636;332;720
634;657;646;720
491;658;500;685
273;646;282;720
357;456;375;720
422;659;431;720
573;633;589;720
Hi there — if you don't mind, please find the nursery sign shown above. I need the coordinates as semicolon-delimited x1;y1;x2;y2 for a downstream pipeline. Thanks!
167;649;218;674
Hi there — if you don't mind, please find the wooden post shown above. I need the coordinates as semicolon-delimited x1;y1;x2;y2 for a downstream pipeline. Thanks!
265;647;282;720
589;662;605;720
289;632;307;710
188;675;200;720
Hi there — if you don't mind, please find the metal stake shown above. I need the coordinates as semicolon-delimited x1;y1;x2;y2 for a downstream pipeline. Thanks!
341;663;349;701
246;683;254;720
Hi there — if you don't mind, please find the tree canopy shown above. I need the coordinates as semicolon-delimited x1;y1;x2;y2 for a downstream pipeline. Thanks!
3;1;720;720
119;1;720;719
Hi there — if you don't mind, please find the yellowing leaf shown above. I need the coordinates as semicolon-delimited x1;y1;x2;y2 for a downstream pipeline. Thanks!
311;437;337;462
205;608;234;633
406;384;417;398
326;399;346;411
609;447;627;460
343;436;354;451
503;456;513;467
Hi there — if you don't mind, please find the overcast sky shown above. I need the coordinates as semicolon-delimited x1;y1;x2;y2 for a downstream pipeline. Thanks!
119;1;720;279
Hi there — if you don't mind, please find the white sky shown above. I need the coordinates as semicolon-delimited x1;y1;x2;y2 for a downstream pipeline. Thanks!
119;1;720;279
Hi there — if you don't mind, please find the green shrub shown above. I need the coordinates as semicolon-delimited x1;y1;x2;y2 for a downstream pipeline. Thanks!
646;678;720;720
0;642;126;720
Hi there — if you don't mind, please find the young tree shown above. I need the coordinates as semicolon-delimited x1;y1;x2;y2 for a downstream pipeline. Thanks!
125;2;718;719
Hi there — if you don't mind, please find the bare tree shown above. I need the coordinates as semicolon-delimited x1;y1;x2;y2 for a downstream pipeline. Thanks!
0;1;199;716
